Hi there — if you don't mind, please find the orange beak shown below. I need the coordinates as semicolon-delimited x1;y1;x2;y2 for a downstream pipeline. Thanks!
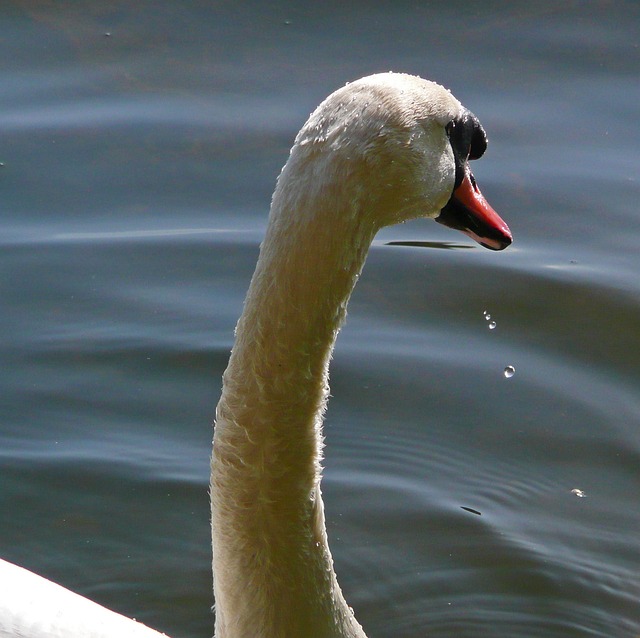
436;169;512;251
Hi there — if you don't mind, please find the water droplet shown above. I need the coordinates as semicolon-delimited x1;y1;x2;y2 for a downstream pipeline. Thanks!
484;313;491;321
488;321;496;330
571;488;586;498
503;365;515;378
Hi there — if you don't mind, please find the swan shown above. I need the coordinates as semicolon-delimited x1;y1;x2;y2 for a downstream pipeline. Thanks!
0;72;511;638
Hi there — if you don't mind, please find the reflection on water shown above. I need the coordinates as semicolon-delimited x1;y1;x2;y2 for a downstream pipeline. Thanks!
1;2;639;637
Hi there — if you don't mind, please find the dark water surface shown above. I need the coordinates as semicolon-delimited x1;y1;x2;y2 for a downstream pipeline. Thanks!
1;2;639;637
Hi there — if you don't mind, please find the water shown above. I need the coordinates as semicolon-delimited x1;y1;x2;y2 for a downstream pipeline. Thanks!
1;2;639;637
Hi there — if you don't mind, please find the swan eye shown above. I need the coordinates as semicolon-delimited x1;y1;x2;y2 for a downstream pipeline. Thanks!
446;111;489;187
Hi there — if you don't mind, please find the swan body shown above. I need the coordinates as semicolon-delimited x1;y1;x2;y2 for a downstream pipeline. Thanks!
0;558;166;637
0;73;511;637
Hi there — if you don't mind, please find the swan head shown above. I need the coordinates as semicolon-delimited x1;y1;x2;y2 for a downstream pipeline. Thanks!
287;72;512;250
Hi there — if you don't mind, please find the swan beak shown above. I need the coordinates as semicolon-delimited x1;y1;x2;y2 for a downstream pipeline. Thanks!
436;170;512;251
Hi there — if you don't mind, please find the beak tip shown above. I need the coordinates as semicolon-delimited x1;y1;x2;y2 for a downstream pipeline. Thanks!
477;230;512;251
483;236;512;251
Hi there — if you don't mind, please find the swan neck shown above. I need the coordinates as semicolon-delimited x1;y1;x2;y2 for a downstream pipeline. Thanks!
211;165;373;638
